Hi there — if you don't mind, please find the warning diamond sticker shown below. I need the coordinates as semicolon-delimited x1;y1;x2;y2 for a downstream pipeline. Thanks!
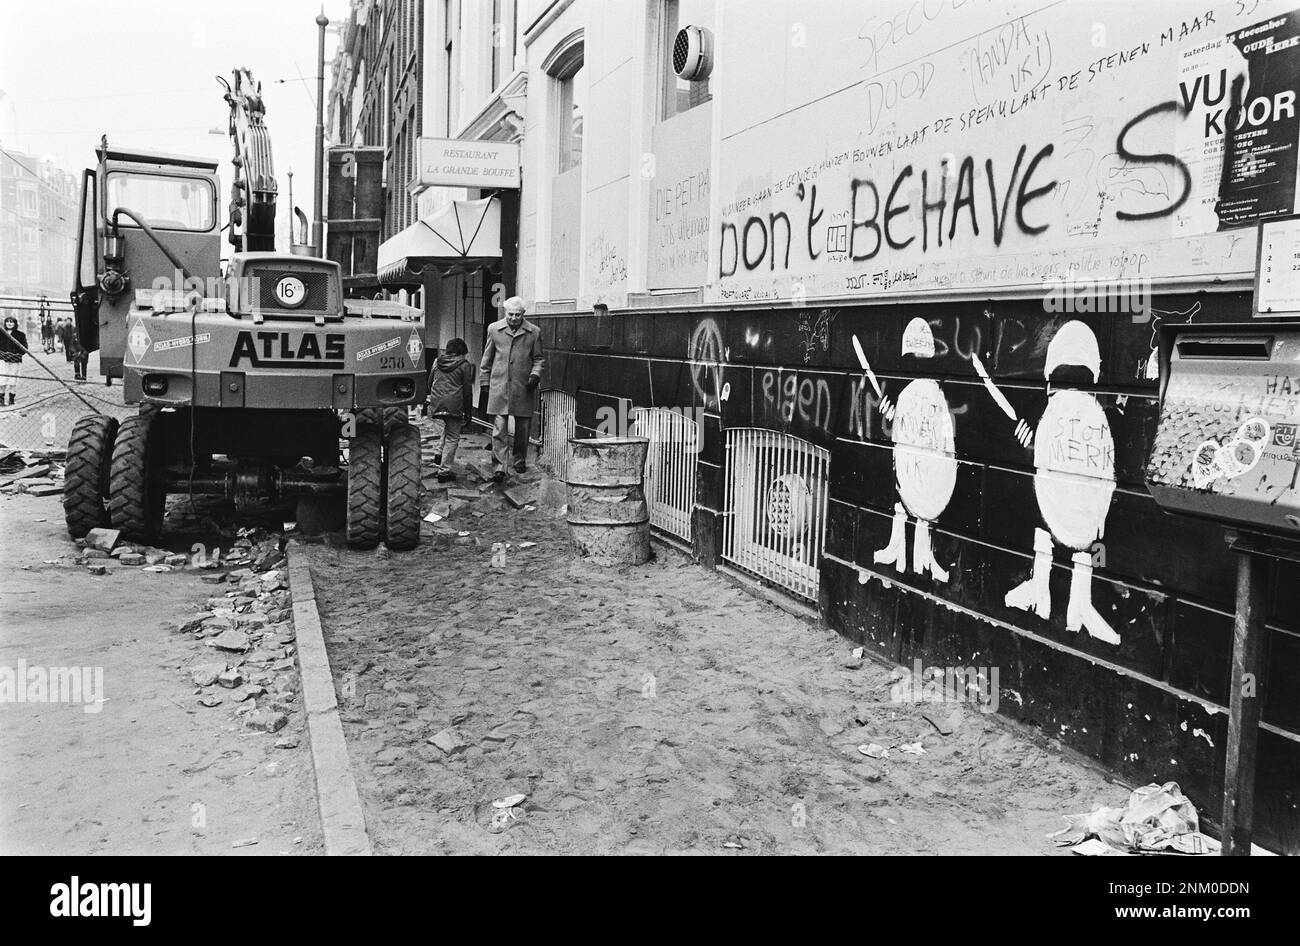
127;317;152;363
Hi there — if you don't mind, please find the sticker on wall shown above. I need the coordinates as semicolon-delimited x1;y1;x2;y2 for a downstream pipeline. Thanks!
989;320;1120;645
1190;416;1271;488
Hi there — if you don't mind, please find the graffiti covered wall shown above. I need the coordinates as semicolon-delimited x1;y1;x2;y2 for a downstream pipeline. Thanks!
534;289;1300;852
521;0;1300;855
711;0;1300;302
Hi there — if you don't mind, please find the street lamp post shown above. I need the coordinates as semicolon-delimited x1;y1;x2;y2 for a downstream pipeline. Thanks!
312;12;328;256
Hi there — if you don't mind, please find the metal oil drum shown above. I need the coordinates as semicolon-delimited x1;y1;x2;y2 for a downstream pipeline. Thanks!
566;436;651;566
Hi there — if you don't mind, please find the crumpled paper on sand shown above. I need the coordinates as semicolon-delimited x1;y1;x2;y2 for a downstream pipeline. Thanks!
1049;781;1220;855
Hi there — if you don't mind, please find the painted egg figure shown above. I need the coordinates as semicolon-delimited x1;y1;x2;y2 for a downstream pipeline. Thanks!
891;378;957;523
1032;389;1115;551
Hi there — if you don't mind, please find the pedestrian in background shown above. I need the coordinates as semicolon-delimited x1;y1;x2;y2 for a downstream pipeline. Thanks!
0;314;29;405
40;311;55;354
66;318;88;381
479;296;544;483
427;337;475;483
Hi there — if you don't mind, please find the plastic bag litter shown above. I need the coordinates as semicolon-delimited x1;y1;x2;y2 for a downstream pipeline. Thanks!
1049;781;1220;855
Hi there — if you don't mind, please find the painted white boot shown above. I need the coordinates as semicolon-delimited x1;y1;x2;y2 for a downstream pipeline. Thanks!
1005;527;1052;619
874;502;908;571
1067;551;1121;644
912;518;950;582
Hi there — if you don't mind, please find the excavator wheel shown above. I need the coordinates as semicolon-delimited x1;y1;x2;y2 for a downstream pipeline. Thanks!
384;423;422;551
346;426;384;550
108;413;165;541
356;407;409;435
63;414;119;538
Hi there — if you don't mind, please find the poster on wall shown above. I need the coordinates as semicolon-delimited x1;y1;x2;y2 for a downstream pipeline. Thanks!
710;0;1300;304
1215;11;1300;226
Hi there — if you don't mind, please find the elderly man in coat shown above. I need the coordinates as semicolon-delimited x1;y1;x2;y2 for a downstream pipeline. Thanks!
479;296;545;481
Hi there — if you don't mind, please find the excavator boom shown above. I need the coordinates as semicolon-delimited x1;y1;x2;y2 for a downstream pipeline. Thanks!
222;67;277;252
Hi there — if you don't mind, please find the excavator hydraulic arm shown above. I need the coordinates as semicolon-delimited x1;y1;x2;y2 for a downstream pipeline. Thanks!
220;67;277;252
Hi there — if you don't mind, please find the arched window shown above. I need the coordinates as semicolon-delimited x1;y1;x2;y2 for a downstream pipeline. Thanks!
543;32;584;174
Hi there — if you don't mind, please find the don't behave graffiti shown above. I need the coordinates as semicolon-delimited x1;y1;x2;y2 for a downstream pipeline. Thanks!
713;1;1299;302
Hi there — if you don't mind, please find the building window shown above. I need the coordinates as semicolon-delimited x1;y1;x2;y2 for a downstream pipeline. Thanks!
17;185;37;216
661;0;713;121
490;0;502;92
553;52;584;174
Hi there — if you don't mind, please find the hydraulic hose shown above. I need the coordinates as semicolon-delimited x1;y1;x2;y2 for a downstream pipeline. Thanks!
110;207;193;283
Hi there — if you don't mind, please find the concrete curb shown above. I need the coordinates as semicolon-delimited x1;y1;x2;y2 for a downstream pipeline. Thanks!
286;544;373;856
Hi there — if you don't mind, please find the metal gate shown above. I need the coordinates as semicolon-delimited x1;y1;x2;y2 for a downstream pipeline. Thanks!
723;428;829;600
539;389;576;480
631;407;698;542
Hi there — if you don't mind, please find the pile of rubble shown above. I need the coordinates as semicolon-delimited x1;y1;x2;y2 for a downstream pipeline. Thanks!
72;526;286;577
0;446;65;497
174;559;301;739
73;528;189;575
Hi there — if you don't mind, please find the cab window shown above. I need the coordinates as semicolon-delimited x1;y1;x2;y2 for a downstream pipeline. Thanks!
105;172;215;232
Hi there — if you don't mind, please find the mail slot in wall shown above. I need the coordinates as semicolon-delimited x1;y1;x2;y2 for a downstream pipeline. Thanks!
1146;322;1300;536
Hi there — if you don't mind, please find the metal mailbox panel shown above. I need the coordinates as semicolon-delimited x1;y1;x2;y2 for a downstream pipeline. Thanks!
1147;327;1300;536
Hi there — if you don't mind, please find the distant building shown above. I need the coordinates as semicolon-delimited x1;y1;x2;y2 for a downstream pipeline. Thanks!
0;144;78;313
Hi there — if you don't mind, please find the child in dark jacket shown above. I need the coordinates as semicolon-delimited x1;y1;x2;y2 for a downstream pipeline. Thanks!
427;338;475;482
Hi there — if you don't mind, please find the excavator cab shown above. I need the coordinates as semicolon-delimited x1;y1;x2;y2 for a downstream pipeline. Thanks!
71;139;222;379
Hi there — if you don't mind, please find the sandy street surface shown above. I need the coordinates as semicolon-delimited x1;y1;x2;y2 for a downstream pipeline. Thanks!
0;492;323;855
302;442;1121;855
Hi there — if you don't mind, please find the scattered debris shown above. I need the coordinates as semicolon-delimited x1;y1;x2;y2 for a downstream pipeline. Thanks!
208;629;251;652
1049;782;1220;856
844;646;865;669
83;528;120;552
503;484;539;509
244;710;289;733
493;793;527;809
190;663;227;687
428;728;468;755
231;837;259;848
858;743;890;760
921;708;963;736
897;742;926;755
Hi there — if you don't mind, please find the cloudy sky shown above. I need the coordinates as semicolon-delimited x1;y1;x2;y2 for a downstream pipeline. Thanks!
0;0;347;249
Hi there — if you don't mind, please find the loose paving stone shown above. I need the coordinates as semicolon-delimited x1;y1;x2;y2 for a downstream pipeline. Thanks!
83;528;120;552
208;629;251;652
190;663;227;687
245;710;289;733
